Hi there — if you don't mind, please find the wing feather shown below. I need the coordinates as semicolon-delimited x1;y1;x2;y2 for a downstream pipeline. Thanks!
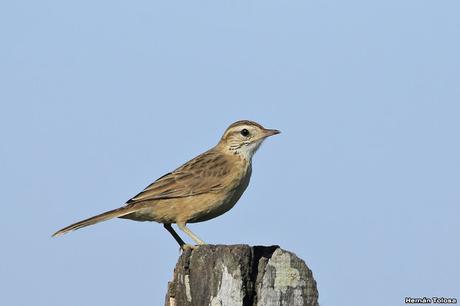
126;150;231;204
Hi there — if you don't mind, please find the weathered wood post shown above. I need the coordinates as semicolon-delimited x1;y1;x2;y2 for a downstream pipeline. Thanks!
165;245;319;306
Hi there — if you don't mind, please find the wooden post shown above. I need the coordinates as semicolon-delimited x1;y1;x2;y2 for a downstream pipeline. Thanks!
165;245;319;306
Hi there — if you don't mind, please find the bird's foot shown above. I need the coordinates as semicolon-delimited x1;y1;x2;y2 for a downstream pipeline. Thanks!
181;243;197;251
180;243;208;251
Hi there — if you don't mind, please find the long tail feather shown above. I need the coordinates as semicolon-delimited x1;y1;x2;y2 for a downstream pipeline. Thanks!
52;206;136;237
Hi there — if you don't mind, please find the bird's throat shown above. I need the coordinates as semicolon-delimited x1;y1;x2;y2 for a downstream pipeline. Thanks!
235;139;264;160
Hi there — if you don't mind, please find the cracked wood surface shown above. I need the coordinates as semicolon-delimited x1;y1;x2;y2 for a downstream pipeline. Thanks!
165;245;319;306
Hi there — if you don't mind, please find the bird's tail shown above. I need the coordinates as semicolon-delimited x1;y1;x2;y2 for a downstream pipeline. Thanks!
52;206;136;237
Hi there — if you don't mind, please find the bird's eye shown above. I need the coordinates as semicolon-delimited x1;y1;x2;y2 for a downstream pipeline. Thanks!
240;129;250;137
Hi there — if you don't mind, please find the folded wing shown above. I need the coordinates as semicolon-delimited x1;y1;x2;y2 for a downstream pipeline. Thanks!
126;150;231;204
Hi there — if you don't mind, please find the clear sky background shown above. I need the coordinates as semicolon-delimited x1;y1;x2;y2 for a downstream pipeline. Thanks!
1;1;459;305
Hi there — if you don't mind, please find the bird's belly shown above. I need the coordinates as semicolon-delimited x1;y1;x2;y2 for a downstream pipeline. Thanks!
188;173;251;223
187;191;242;223
120;190;242;224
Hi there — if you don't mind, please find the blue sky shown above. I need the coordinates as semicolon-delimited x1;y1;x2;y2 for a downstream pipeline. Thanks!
1;1;459;305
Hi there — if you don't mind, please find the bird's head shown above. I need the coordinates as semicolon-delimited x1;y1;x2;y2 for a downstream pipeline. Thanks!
217;120;280;160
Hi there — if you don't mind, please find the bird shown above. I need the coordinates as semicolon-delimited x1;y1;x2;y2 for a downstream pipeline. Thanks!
52;120;280;248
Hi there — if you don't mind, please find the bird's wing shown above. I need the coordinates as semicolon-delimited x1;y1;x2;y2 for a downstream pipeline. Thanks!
126;150;233;204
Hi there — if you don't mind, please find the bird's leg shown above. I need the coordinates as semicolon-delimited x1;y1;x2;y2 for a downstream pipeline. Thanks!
163;223;186;248
177;222;206;245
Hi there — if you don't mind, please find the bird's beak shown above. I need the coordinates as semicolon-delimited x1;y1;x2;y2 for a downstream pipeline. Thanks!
263;128;281;137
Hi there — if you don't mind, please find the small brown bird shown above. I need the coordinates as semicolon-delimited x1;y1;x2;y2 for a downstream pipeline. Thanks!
52;120;280;248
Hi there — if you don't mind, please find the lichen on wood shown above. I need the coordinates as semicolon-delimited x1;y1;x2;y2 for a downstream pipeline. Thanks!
165;245;318;306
